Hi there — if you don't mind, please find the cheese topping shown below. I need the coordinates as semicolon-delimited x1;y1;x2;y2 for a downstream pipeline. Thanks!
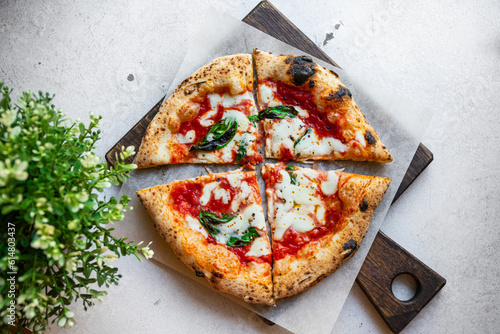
321;171;340;195
274;169;322;240
294;129;348;156
214;204;266;245
355;129;367;147
200;182;230;205
186;215;208;238
187;177;269;258
246;236;271;257
230;181;253;212
196;92;259;164
177;130;196;144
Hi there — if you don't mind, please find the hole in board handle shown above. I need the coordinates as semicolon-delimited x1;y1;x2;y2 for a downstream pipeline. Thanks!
391;273;420;301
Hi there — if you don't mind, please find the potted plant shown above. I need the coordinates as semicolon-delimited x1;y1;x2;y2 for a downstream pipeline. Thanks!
0;83;153;333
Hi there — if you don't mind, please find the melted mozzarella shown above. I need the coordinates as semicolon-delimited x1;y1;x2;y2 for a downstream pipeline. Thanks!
196;95;259;163
258;83;276;106
355;129;367;147
201;182;231;206
246;236;271;257
186;215;208;238
267;117;306;155
200;182;218;205
215;204;266;245
273;170;323;240
177;130;196;144
294;129;348;157
230;181;254;212
321;171;340;195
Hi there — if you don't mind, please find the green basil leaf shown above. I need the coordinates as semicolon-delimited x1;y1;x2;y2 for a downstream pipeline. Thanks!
190;118;238;152
226;227;260;247
235;141;247;163
247;115;260;126
199;207;236;238
286;166;297;185
294;128;312;149
257;105;298;120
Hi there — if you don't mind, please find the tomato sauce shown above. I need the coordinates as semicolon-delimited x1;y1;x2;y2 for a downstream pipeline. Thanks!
170;175;267;266
230;244;272;266
177;96;220;145
170;181;204;218
262;79;344;140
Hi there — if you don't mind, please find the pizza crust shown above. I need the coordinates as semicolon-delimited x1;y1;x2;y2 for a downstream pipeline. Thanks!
254;49;392;163
135;54;256;168
136;172;275;306
262;165;391;299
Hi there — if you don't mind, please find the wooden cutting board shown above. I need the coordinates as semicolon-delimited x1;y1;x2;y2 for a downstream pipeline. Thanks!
106;2;445;332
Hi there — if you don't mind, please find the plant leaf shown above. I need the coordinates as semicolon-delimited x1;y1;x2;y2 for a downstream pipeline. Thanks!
257;105;298;120
226;227;260;247
189;118;237;151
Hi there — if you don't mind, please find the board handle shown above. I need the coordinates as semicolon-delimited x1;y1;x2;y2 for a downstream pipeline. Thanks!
356;231;446;333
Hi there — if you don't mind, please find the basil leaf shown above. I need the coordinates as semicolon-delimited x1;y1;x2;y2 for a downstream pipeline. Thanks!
226;227;260;247
235;140;247;163
257;105;298;120
190;118;238;152
286;166;297;185
198;208;236;238
294;128;312;149
247;115;260;126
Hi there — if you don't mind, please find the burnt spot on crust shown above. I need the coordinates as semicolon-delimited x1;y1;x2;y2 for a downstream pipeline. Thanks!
329;69;339;78
195;271;205;278
248;296;254;301
212;271;223;279
309;80;315;88
311;274;326;285
287;55;316;86
359;200;368;212
324;86;352;101
365;131;376;145
342;239;357;259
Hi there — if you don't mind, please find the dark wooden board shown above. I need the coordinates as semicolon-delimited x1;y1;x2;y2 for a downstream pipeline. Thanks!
105;1;444;332
357;231;446;333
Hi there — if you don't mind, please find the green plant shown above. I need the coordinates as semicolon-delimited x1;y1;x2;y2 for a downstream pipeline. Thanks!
0;83;153;333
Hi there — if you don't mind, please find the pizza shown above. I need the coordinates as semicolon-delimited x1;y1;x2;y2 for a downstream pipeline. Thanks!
261;163;391;299
136;171;274;305
135;50;395;304
253;49;392;163
135;54;263;168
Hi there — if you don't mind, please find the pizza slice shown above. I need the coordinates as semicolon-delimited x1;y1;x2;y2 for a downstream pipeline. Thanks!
135;54;263;168
261;163;390;299
136;171;274;305
253;49;392;163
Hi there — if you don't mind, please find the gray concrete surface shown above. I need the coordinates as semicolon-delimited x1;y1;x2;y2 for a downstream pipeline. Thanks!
1;0;499;333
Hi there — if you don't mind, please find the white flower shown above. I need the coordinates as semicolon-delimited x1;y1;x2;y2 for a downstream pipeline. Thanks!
0;109;16;126
80;154;100;168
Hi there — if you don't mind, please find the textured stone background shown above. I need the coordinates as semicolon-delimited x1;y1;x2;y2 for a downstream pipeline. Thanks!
1;0;499;333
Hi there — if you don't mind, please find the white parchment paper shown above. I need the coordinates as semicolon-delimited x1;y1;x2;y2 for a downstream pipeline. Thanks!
112;8;434;334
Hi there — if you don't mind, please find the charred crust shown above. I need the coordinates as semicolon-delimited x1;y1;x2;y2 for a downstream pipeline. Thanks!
365;131;376;145
287;55;316;86
195;271;205;278
359;200;368;212
309;80;315;88
329;69;339;77
212;271;223;279
324;86;352;101
312;274;326;285
342;239;357;259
